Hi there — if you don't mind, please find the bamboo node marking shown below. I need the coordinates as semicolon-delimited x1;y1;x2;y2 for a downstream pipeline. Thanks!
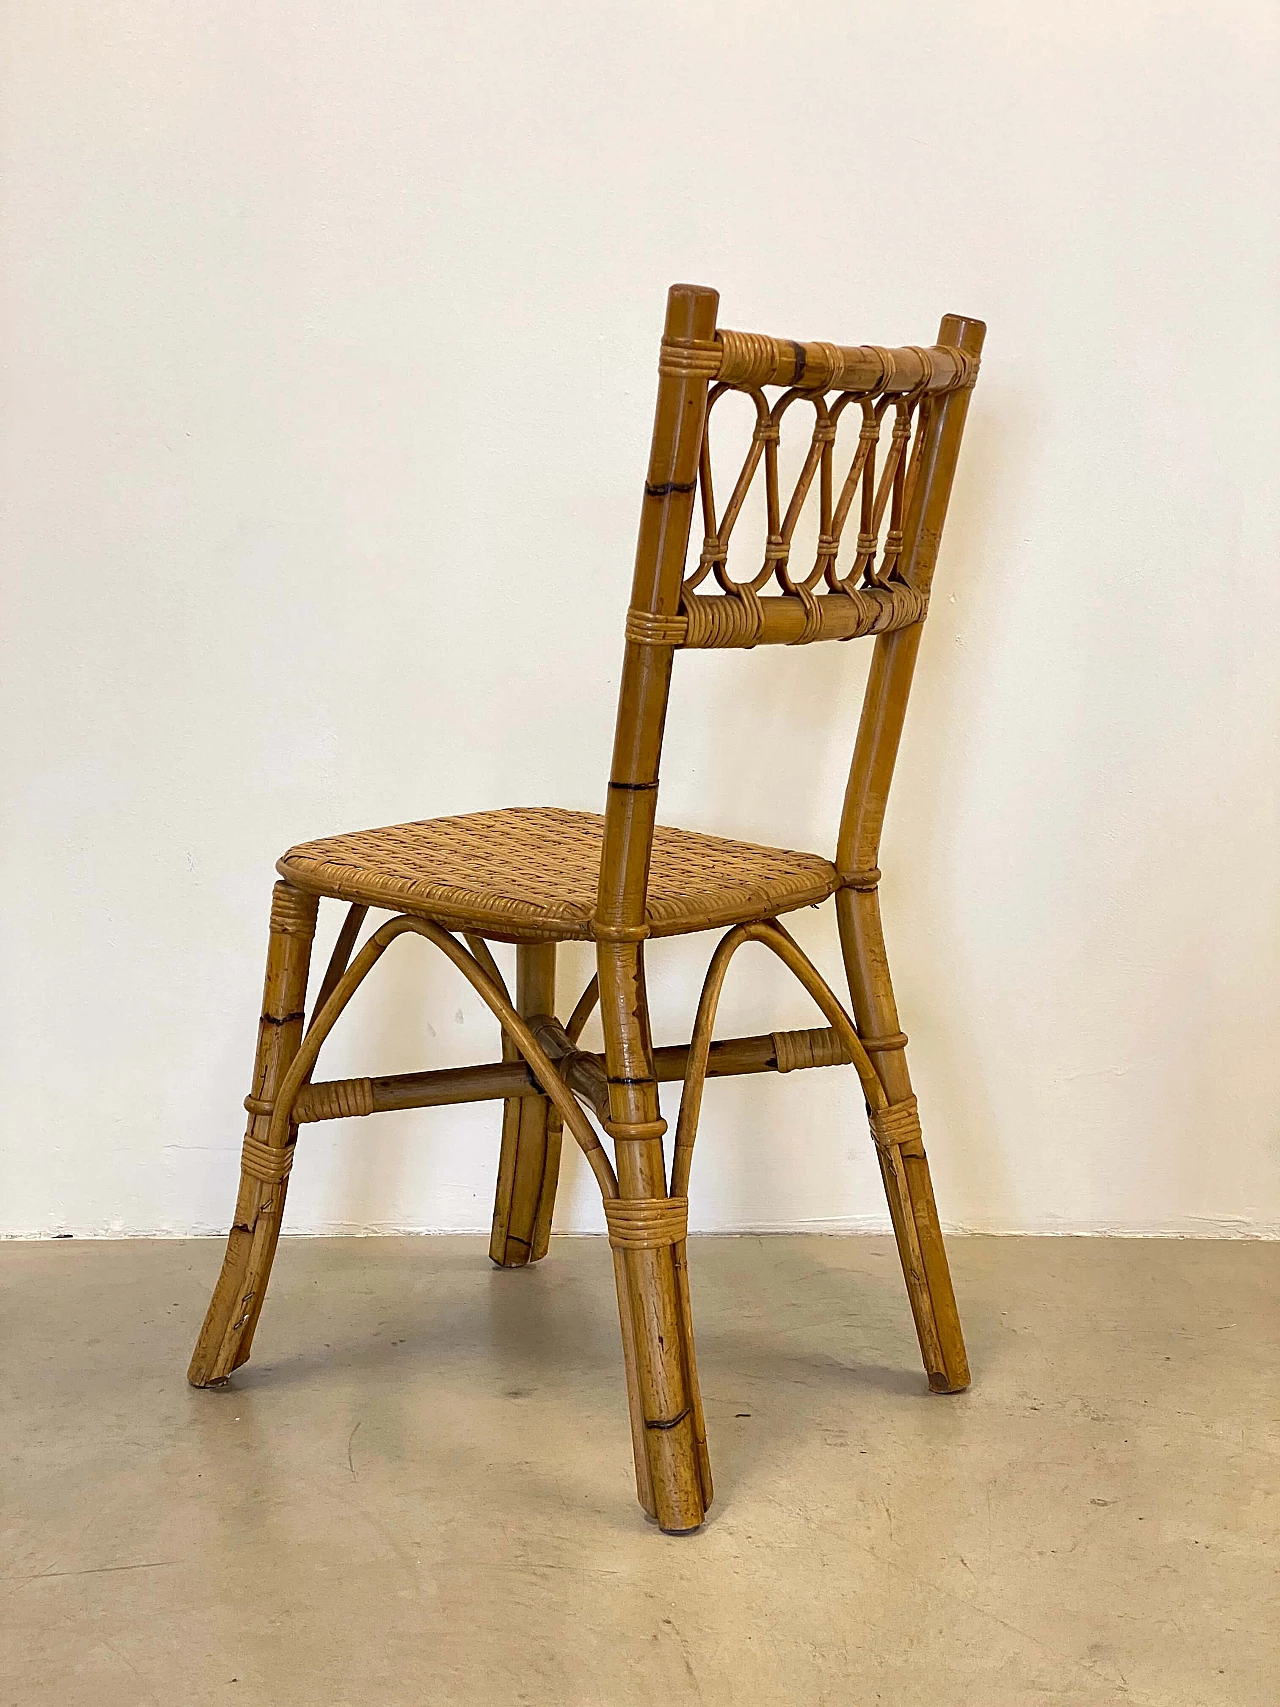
603;1195;688;1249
592;919;651;943
604;1117;669;1144
861;1031;909;1054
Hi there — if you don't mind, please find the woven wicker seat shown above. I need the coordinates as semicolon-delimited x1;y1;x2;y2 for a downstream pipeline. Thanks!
191;284;987;1537
278;807;837;942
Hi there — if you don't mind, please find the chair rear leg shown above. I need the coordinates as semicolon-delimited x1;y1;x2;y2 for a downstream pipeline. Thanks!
837;888;969;1392
489;942;562;1267
188;881;318;1386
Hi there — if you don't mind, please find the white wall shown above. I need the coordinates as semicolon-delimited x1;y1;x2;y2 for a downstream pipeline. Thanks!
3;2;1278;1238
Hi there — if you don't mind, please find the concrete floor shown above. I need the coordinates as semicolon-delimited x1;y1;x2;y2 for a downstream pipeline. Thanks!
2;1236;1276;1706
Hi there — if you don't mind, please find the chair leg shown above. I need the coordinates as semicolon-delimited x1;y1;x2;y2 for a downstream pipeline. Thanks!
609;1235;711;1532
598;943;712;1532
837;888;970;1393
188;881;318;1387
489;942;562;1267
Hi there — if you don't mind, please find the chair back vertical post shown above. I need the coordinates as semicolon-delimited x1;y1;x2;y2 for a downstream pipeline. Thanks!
835;313;986;1086
837;314;986;890
595;283;719;1533
595;283;719;1182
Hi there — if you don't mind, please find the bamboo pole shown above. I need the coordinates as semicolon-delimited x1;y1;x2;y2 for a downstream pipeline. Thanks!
835;312;987;1394
490;943;561;1266
595;283;721;1531
188;882;318;1386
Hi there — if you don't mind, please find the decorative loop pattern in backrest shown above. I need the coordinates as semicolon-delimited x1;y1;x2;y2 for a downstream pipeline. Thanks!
631;326;983;652
598;285;984;982
684;367;942;637
633;324;981;652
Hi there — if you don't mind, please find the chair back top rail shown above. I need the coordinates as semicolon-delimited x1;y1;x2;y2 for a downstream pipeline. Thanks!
661;329;978;396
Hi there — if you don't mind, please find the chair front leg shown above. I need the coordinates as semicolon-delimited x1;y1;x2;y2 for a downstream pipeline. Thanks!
599;941;712;1533
836;887;969;1392
188;881;317;1386
490;942;562;1267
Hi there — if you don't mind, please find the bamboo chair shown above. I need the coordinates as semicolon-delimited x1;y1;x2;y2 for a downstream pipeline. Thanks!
190;284;986;1534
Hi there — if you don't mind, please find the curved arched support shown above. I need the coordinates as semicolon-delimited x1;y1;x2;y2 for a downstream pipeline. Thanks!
190;904;618;1389
672;918;885;1198
564;973;600;1044
670;915;957;1392
266;915;617;1198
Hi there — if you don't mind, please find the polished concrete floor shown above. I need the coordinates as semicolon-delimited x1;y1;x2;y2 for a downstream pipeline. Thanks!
2;1234;1276;1706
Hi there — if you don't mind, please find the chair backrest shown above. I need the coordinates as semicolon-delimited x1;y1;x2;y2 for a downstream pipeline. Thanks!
593;283;985;943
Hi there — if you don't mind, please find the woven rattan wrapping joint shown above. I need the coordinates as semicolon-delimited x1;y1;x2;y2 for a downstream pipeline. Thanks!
808;340;846;391
241;1134;295;1185
772;1026;855;1074
675;585;925;649
715;331;978;395
603;1196;689;1250
658;338;721;379
294;1077;375;1123
715;330;784;386
269;883;319;939
681;589;762;648
788;585;824;646
866;582;928;633
935;344;980;389
868;1096;922;1154
626;609;688;647
838;867;882;891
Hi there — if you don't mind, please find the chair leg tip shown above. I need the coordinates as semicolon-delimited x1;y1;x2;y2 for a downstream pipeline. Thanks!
928;1370;970;1394
187;1369;231;1389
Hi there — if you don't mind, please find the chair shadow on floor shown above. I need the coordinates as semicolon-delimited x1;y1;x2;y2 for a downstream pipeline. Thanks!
197;1231;1006;1523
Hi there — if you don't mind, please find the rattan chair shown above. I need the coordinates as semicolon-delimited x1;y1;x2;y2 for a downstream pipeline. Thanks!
190;284;986;1533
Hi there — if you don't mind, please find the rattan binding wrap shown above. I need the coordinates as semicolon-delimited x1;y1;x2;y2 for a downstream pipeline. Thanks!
711;331;978;394
240;1134;294;1185
772;1025;855;1074
868;1094;924;1155
603;1196;690;1251
294;1077;375;1123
